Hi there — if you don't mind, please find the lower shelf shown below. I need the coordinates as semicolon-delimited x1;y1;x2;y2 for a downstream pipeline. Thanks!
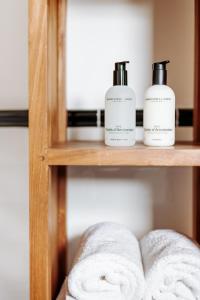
46;141;200;166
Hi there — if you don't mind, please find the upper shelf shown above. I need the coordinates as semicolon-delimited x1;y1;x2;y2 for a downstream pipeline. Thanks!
46;141;200;167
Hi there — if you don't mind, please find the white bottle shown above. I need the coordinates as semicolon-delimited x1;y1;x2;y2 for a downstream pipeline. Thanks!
144;61;175;146
105;61;136;146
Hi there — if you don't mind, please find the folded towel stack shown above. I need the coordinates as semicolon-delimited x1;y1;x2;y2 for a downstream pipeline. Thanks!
141;229;200;300
59;223;200;300
68;222;145;300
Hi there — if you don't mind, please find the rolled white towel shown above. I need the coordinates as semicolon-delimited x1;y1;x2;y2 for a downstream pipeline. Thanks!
141;229;200;300
68;222;145;300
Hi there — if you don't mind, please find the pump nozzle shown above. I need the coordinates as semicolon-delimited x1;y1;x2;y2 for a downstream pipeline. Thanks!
153;60;170;70
115;61;129;70
153;60;170;85
114;61;130;85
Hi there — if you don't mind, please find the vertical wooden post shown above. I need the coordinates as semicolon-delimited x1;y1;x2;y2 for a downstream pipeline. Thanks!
57;0;67;291
194;0;200;243
29;0;66;299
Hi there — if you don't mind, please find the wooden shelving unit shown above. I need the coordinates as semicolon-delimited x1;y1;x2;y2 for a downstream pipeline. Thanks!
29;0;200;299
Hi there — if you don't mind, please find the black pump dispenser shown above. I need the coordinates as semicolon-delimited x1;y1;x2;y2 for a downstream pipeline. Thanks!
113;61;129;86
152;60;170;85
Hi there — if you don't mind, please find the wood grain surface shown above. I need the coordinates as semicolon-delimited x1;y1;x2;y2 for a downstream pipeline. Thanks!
194;0;200;243
29;0;66;299
46;141;200;167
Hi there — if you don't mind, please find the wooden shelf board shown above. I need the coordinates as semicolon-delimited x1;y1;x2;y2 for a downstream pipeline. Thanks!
46;141;200;167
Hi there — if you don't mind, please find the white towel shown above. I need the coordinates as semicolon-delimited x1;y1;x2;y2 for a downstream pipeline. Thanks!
141;229;200;300
68;222;145;300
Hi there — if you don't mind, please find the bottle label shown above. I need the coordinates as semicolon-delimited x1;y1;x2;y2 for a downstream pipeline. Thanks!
145;97;172;102
106;97;133;102
144;96;175;145
105;97;135;144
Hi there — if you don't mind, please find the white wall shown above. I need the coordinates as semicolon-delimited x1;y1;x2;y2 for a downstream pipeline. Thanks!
0;1;28;299
0;1;28;109
0;129;28;299
0;0;194;298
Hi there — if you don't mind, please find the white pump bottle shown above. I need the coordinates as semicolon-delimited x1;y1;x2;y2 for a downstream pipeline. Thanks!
144;61;175;147
105;61;136;147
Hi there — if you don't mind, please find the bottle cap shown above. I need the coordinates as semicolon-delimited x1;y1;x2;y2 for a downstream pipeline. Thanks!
152;60;170;85
113;61;129;86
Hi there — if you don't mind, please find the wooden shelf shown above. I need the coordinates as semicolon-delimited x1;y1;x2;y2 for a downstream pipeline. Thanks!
29;0;200;299
46;141;200;167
